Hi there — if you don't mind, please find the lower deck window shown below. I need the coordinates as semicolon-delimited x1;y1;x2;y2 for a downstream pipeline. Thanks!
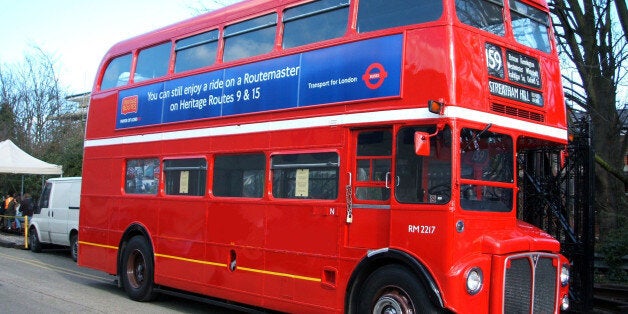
272;152;339;199
213;154;265;198
164;158;207;196
125;158;159;194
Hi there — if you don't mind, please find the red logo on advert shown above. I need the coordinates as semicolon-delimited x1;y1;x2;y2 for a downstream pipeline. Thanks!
121;95;138;115
362;63;388;90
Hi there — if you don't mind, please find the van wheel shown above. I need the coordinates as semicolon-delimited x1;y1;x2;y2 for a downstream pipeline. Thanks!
29;228;42;252
121;236;156;301
357;265;440;314
70;234;78;262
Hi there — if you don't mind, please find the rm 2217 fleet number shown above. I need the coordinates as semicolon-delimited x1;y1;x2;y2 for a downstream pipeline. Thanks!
408;225;436;234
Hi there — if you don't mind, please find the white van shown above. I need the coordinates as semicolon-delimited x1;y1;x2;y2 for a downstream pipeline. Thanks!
28;177;81;261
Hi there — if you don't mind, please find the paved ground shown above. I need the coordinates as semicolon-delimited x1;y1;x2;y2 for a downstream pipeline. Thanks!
0;230;27;249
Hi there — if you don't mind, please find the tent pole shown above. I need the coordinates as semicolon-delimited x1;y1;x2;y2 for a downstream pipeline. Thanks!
21;175;24;197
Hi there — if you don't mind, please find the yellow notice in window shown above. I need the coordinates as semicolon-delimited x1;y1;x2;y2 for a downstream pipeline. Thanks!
179;171;189;194
295;169;309;197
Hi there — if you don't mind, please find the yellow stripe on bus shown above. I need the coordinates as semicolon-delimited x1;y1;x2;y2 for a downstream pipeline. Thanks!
155;253;227;268
79;240;118;250
80;241;321;283
237;266;321;282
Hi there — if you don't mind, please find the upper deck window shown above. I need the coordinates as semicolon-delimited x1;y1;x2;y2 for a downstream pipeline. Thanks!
510;0;551;52
357;0;443;33
456;0;505;36
282;0;350;49
100;53;132;90
223;13;277;62
175;30;219;73
134;42;171;83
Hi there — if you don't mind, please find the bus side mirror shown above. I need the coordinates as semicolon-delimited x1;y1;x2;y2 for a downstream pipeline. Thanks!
414;132;431;156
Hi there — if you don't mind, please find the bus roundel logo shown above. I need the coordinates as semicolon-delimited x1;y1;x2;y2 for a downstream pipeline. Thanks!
362;63;388;90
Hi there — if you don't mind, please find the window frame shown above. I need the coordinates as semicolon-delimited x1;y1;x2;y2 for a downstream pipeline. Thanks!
282;0;350;49
100;53;132;91
133;42;172;83
124;158;160;195
223;13;278;62
163;157;208;196
354;130;392;202
509;0;551;52
174;29;219;73
212;153;266;198
455;0;506;36
271;151;340;200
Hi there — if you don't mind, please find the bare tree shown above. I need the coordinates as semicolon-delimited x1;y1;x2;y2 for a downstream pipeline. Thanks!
0;47;83;192
0;47;71;149
550;0;627;239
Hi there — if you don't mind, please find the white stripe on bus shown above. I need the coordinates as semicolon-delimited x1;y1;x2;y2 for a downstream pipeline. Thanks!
84;107;567;148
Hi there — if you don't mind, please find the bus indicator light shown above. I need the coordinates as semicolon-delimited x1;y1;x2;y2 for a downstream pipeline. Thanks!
121;95;138;115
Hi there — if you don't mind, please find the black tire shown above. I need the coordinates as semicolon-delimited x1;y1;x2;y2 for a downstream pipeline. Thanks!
357;265;440;314
29;227;42;253
121;236;157;301
70;233;78;262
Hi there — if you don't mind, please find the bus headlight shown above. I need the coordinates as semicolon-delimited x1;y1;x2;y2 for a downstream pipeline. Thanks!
560;265;570;286
466;267;483;295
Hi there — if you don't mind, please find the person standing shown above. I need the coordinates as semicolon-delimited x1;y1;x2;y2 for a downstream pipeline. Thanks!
20;193;34;217
3;192;17;231
0;193;5;228
19;193;34;230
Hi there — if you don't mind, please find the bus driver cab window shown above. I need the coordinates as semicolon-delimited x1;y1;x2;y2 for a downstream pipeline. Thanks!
395;125;452;204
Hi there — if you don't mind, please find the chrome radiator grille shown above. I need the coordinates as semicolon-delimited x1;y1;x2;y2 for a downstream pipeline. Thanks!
504;254;558;313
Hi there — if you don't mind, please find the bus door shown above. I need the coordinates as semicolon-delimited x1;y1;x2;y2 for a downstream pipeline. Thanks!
346;129;392;248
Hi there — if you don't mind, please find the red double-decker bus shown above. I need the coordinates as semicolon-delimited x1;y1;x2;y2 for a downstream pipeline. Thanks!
79;0;571;312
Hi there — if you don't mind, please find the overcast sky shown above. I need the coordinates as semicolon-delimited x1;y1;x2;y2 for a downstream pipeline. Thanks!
0;0;240;94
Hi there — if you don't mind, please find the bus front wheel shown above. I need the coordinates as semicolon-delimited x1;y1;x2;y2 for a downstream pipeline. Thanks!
357;265;439;314
121;236;156;301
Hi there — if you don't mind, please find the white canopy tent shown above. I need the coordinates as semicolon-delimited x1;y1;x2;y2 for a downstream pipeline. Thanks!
0;140;62;175
0;140;63;196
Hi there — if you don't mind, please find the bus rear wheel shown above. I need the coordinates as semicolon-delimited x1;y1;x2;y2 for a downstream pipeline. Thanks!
121;236;156;301
357;265;439;314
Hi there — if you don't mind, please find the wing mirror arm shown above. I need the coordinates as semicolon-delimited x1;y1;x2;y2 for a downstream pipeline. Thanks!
414;123;445;156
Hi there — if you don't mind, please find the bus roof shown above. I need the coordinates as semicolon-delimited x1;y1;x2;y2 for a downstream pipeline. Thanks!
102;0;551;59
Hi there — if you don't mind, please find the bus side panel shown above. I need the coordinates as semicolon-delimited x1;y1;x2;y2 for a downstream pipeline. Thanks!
153;198;209;288
204;201;266;304
403;28;451;108
539;54;567;128
85;92;119;139
80;157;119;274
78;194;117;274
452;29;486;111
263;203;341;310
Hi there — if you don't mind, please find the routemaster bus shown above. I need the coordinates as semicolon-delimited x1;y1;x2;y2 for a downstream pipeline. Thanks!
79;0;571;312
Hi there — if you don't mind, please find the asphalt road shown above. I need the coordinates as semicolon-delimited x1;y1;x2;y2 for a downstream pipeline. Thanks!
0;246;239;313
